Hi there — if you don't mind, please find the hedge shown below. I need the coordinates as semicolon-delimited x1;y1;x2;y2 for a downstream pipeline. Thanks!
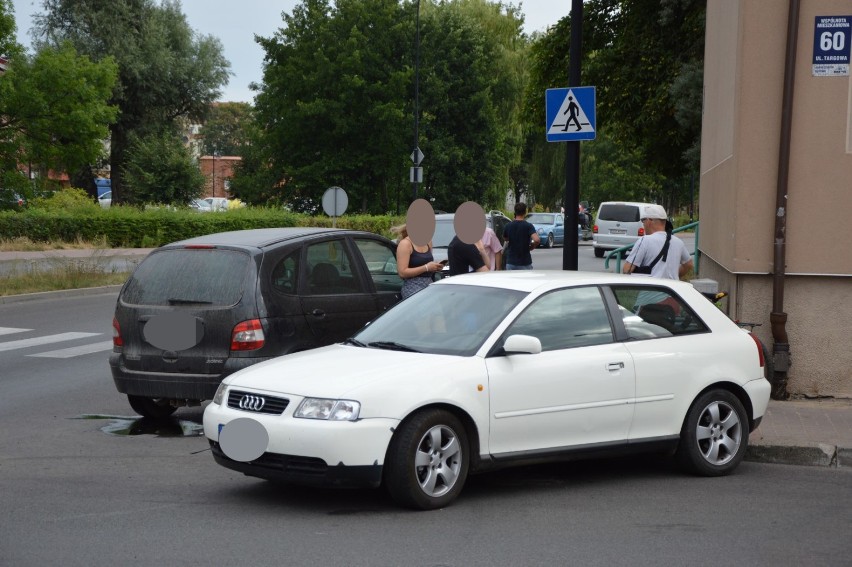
0;207;406;248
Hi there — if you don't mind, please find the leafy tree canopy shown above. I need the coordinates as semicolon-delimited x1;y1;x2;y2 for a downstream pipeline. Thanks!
247;0;528;214
33;0;230;203
121;128;205;205
0;41;118;194
200;102;253;157
524;0;704;213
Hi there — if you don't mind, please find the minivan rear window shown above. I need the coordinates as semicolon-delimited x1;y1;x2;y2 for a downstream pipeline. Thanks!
121;249;250;306
598;204;640;223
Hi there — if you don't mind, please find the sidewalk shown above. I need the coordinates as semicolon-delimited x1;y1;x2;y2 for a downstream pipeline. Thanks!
748;397;852;468
1;248;850;469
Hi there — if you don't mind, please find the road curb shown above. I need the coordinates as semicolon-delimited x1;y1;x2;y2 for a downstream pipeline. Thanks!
0;285;123;305
746;443;840;468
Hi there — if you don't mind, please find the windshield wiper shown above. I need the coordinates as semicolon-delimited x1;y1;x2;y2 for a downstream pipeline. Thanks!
342;338;366;347
366;341;420;353
167;298;213;305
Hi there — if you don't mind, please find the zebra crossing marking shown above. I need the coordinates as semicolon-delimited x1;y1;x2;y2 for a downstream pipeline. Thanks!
28;340;114;358
0;332;101;353
0;327;32;336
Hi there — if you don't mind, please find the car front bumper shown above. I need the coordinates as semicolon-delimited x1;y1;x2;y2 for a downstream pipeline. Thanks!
203;401;399;488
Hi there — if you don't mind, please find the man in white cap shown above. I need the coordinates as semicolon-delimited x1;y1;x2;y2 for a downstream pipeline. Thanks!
623;204;693;279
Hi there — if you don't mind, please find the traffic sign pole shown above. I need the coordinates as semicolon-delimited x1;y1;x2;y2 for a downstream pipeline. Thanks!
563;0;583;272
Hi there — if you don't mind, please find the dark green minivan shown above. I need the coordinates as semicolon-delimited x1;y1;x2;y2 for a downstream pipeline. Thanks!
110;228;402;418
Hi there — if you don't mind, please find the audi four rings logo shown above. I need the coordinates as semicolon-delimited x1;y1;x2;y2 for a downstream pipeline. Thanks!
239;395;266;411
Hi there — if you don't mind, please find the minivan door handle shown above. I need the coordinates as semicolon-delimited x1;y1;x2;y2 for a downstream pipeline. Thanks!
607;362;625;371
311;309;327;318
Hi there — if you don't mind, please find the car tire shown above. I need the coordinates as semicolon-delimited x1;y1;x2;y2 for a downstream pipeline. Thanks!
594;247;605;258
676;389;748;476
384;409;469;510
127;395;178;419
546;233;554;248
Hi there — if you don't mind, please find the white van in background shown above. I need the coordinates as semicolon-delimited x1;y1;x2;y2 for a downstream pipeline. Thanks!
592;201;658;258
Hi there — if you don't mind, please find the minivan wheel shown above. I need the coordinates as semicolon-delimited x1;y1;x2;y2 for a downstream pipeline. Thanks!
384;409;469;510
676;390;748;476
594;247;605;258
127;395;178;419
546;233;554;248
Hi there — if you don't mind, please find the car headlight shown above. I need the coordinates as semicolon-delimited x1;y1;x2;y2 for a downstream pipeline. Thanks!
537;227;546;234
212;382;227;405
294;398;361;421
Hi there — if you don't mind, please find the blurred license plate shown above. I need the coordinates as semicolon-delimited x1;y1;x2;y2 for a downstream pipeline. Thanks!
610;229;626;234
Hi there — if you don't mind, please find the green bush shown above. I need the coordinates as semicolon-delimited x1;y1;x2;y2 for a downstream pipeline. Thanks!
0;205;406;248
31;187;100;213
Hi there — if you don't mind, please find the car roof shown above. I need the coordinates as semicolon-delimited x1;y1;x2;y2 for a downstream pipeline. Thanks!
164;228;377;249
436;270;691;294
598;201;656;208
435;212;505;221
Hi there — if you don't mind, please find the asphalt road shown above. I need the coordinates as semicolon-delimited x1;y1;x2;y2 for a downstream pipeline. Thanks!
2;272;849;566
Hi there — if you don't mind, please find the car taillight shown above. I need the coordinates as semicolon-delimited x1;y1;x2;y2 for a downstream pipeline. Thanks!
112;317;123;347
638;227;645;236
231;319;265;351
593;225;598;234
748;333;766;368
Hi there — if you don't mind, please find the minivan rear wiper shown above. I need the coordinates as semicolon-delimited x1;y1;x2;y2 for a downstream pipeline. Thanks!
342;338;366;347
167;298;214;305
366;341;420;353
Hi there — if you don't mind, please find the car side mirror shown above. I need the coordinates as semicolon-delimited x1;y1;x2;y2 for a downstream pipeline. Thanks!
503;334;541;355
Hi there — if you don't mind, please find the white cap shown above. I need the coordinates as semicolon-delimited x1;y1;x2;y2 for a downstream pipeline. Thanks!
642;204;668;220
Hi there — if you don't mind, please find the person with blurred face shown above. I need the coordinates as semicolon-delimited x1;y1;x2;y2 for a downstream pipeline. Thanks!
623;204;693;279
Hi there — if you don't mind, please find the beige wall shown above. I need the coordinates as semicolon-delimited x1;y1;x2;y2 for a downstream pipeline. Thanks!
700;0;852;396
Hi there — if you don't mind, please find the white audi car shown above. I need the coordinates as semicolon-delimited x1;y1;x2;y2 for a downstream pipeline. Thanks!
203;271;770;510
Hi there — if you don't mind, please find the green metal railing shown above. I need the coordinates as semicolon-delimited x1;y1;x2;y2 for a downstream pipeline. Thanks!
603;221;700;274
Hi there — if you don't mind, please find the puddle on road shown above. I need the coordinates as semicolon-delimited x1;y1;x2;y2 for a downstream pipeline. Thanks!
74;414;204;437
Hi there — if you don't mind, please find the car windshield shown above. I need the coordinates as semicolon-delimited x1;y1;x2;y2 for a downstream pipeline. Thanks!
353;283;527;356
121;248;250;306
526;214;555;224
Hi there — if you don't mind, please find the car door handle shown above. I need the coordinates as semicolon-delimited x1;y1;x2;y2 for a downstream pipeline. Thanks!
607;362;625;371
311;309;327;318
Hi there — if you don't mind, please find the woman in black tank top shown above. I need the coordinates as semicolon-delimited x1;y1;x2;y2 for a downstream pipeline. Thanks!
393;224;442;299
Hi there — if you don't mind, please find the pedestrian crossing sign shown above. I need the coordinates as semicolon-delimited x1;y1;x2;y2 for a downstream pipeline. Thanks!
546;86;596;142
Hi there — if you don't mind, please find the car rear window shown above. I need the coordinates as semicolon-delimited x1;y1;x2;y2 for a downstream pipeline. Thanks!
598;204;640;223
121;248;250;306
526;214;556;224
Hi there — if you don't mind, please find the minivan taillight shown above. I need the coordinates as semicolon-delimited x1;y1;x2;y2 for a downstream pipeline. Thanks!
231;319;265;351
638;227;645;236
593;225;598;234
112;317;123;347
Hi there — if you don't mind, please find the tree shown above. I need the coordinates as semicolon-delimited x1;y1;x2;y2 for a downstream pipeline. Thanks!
121;129;205;204
0;42;117;194
523;0;704;212
254;0;410;213
32;0;230;204
200;102;253;157
250;0;528;214
1;0;21;59
417;0;528;211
